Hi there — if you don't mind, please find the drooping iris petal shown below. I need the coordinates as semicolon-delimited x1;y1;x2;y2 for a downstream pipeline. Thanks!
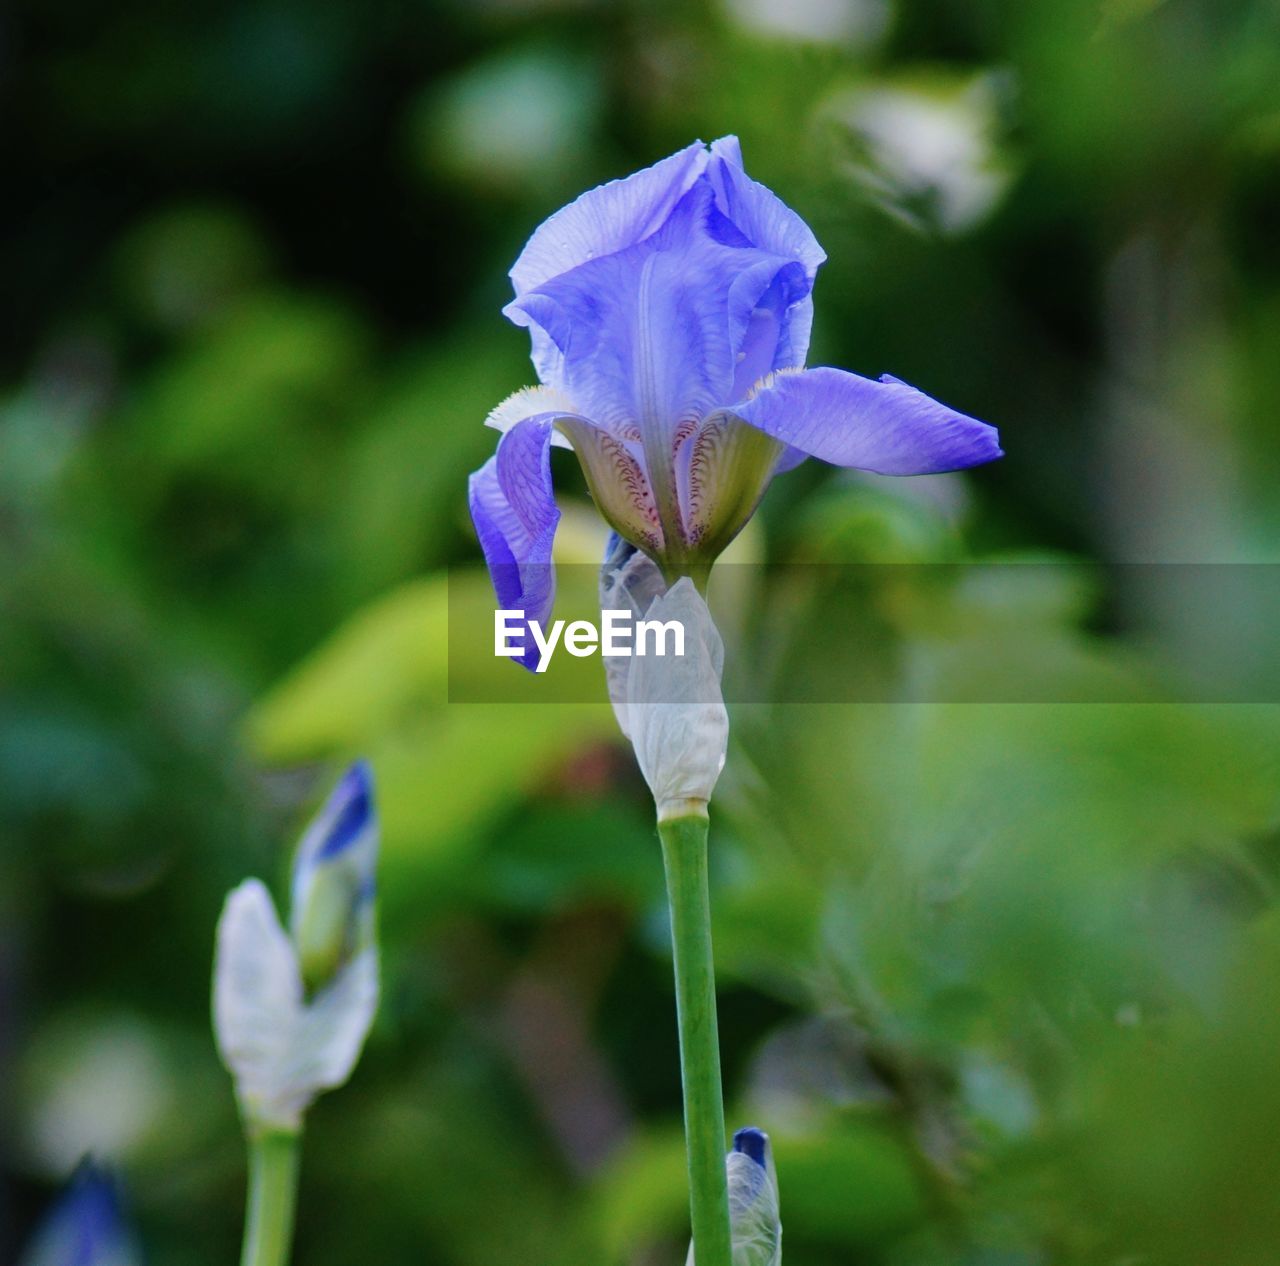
509;140;709;296
773;445;810;475
731;366;1002;475
468;414;562;669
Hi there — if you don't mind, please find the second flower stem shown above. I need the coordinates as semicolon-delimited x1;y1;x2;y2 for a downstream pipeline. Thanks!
659;811;732;1266
240;1129;301;1266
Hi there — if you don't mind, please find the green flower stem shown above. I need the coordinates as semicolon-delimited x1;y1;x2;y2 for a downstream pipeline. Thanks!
240;1129;301;1266
659;811;732;1266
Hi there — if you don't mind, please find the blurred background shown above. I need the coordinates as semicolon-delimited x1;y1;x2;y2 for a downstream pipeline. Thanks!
4;0;1280;1262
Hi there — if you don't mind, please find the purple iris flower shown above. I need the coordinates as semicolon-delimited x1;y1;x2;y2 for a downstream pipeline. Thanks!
470;136;1001;664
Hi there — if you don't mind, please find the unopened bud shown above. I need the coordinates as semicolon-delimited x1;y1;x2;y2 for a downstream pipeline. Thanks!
290;760;377;992
626;579;728;820
687;1127;782;1266
21;1161;140;1266
213;762;380;1132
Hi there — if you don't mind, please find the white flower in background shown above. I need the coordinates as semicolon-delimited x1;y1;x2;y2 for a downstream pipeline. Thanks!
688;1127;782;1265
213;762;379;1133
832;72;1015;235
724;0;889;49
599;536;729;821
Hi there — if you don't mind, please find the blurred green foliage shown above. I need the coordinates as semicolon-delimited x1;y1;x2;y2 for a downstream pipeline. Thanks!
4;0;1280;1263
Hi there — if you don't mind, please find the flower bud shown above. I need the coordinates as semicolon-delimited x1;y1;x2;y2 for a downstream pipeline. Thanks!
290;760;377;992
625;578;729;821
687;1127;782;1266
598;533;669;739
213;762;380;1132
21;1161;140;1266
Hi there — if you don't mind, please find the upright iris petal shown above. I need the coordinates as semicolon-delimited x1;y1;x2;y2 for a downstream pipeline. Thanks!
470;136;1002;664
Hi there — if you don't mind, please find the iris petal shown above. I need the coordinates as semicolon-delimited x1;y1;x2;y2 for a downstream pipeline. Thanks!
707;140;826;277
468;414;562;669
675;414;784;555
509;141;709;296
709;136;825;372
731;366;1002;475
506;183;801;502
729;260;810;399
555;416;665;554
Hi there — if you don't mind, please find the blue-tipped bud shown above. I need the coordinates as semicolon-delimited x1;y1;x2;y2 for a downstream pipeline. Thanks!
290;760;378;992
20;1162;141;1266
732;1126;769;1168
213;762;380;1132
687;1127;781;1265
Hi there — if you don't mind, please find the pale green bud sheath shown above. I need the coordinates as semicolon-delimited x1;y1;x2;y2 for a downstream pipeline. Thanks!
212;761;380;1266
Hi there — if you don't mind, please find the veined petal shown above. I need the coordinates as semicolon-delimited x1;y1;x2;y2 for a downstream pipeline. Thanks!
725;1128;782;1266
556;415;664;554
469;415;562;669
509;141;710;296
675;412;784;556
732;367;1002;475
774;444;809;475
